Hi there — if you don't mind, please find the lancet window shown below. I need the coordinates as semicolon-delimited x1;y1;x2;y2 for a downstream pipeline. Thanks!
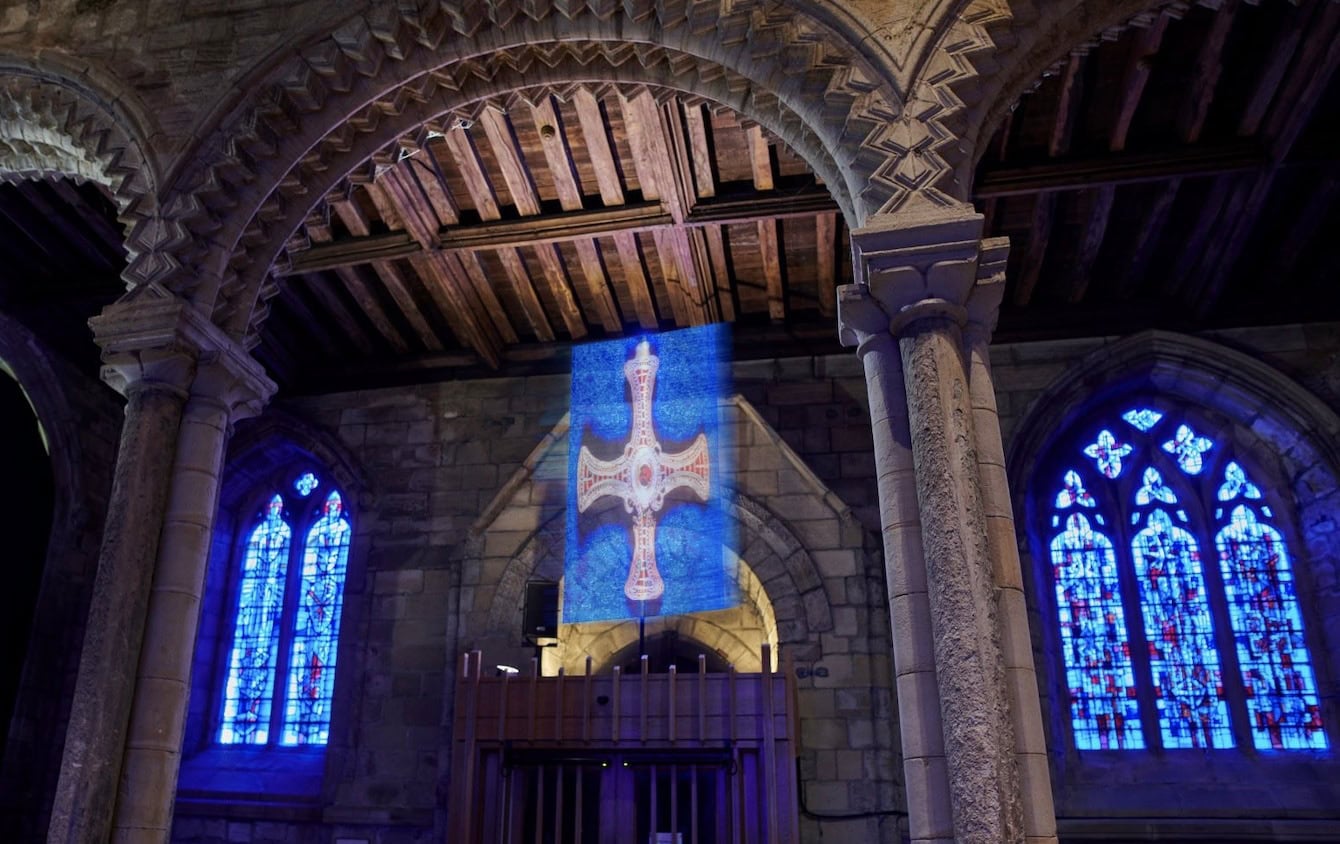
219;472;352;746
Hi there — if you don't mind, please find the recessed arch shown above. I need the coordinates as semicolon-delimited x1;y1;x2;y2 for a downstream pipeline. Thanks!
153;1;912;338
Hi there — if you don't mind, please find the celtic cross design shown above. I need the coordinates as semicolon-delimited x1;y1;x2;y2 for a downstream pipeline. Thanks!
576;340;711;603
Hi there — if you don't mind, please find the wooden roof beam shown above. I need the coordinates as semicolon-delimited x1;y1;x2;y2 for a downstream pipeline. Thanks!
621;89;705;325
1012;193;1056;308
1065;186;1116;304
479;104;586;339
531;94;623;334
1177;0;1238;144
974;142;1264;198
439;120;552;343
283;189;837;275
306;208;410;355
1110;15;1169;153
748;125;785;321
1192;2;1340;319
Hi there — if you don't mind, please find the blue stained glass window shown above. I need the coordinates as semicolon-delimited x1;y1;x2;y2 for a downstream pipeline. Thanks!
1122;408;1164;432
1216;503;1327;750
281;490;351;745
1135;467;1177;506
220;495;291;744
295;472;319;497
1218;462;1262;502
1056;469;1096;509
1162;424;1213;475
1131;510;1233;748
1084;430;1133;479
1050;514;1143;749
1042;403;1331;755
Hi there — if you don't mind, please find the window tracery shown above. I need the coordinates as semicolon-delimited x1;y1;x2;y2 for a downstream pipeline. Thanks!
1041;402;1327;752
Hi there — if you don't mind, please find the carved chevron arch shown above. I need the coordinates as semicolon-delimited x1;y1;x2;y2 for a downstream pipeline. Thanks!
906;0;1208;198
157;0;938;341
0;63;177;287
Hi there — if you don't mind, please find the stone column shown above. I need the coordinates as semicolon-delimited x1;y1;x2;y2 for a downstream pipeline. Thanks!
49;291;274;844
838;205;1054;844
963;252;1057;844
113;347;273;842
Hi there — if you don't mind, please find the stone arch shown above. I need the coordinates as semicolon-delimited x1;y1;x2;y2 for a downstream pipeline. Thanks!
475;490;833;666
0;61;171;285
1006;329;1340;814
152;1;914;338
906;0;1193;199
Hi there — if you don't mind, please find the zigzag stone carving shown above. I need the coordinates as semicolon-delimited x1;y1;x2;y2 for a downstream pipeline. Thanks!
156;0;939;344
0;72;177;288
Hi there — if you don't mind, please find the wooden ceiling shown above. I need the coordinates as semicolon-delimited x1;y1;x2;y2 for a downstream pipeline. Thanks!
0;0;1336;393
263;85;848;388
977;0;1340;342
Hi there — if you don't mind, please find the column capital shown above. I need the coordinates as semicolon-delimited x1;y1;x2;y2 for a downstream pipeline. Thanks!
90;283;276;418
837;203;1011;346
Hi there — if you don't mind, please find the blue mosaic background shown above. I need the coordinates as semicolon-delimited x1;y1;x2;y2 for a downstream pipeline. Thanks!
565;324;735;623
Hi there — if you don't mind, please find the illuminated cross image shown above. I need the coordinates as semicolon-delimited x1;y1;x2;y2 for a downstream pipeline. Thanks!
576;340;711;604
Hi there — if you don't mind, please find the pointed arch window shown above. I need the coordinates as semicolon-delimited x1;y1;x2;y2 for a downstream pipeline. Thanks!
1039;403;1328;752
218;474;352;747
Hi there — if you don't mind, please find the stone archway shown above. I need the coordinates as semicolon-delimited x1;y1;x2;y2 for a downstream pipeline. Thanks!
0;64;172;285
142;1;919;340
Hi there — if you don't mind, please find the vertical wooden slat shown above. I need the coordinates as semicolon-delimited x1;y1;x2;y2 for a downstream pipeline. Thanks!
528;657;539;741
650;763;659;841
668;664;678;744
498;671;510;743
690;766;700;844
703;225;735;322
670;764;680;841
612;231;659;329
1110;15;1169;152
697;654;707;742
612;666;622;743
574;765;584;843
555;667;565;740
582;656;593;742
639;654;649;744
683;104;717;199
572;87;626;208
760;643;779;844
757;219;785;321
456;651;482;843
534;765;545;844
554;764;565;844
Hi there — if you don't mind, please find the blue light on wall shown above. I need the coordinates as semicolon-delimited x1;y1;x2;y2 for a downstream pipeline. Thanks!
565;324;736;623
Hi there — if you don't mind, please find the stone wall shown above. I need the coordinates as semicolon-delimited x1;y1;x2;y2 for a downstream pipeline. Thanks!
994;322;1340;835
172;354;901;843
163;322;1340;842
0;317;123;841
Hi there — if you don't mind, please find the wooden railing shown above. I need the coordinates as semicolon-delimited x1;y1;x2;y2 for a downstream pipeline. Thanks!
449;645;798;843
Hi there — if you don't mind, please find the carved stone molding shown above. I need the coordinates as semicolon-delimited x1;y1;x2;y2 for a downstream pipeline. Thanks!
0;69;176;286
148;0;932;343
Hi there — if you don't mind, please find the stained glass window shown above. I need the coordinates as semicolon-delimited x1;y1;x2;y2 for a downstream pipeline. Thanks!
1131;510;1232;748
1216;496;1327;750
1038;403;1328;753
1050;513;1142;749
218;475;352;748
282;490;351;745
1083;430;1133;479
1122;408;1164;432
220;495;291;744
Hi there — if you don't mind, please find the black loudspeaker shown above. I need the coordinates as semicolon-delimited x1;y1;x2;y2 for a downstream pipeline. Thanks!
522;581;560;640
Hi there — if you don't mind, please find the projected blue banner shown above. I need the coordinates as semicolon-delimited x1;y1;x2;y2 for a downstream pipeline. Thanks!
565;324;735;623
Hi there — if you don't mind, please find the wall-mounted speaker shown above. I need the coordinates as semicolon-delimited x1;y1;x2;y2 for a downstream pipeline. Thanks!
522;581;560;640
